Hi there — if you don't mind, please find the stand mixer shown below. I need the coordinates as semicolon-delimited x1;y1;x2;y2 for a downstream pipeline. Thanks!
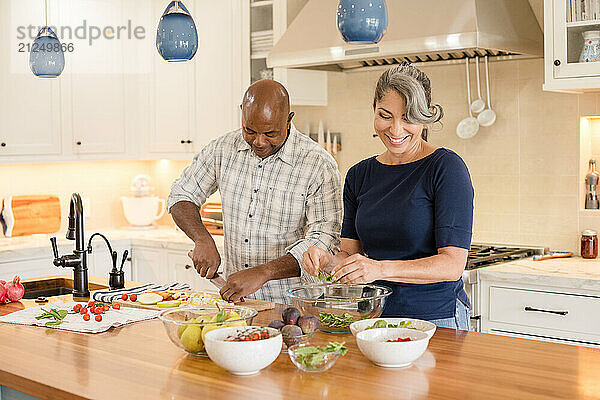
121;175;166;229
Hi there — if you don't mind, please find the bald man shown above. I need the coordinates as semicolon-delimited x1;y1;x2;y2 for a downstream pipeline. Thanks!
168;80;342;304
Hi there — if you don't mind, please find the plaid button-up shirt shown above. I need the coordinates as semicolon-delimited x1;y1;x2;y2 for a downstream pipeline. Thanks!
167;127;342;304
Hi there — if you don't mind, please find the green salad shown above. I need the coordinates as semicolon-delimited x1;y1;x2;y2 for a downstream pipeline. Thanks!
364;320;426;331
292;342;347;370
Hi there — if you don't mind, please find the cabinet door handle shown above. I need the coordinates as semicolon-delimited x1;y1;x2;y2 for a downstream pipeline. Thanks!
553;59;561;66
0;142;5;147
76;141;82;146
524;306;568;316
180;140;186;144
185;264;193;270
186;140;192;144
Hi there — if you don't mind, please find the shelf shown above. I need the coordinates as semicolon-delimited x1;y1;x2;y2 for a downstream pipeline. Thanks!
567;19;600;28
250;1;273;8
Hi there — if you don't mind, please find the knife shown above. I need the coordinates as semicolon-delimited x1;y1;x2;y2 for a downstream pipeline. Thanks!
187;250;227;290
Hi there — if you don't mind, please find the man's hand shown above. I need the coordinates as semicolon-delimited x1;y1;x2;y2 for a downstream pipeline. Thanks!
191;239;221;279
301;246;334;277
220;268;268;303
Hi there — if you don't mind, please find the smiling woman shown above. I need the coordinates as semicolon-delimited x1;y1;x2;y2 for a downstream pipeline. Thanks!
302;64;474;330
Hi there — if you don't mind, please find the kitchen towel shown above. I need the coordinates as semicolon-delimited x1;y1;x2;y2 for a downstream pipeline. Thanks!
0;300;159;334
92;282;191;303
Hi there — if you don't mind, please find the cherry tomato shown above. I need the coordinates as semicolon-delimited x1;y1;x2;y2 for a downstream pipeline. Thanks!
103;304;109;311
73;304;81;312
95;314;102;322
129;294;137;302
113;303;121;310
80;307;88;315
88;300;95;307
83;314;91;321
121;294;128;301
260;332;269;339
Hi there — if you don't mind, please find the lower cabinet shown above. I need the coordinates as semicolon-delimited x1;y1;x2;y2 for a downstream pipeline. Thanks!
131;247;169;285
0;244;73;281
131;244;222;291
480;279;600;348
167;251;215;292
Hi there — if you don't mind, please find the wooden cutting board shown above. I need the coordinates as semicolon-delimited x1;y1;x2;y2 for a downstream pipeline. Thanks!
114;296;275;312
1;195;61;237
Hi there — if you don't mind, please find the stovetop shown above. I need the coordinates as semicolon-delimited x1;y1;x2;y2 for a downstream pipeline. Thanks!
466;244;546;270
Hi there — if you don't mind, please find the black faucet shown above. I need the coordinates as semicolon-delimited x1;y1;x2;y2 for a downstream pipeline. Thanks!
50;193;90;297
87;232;125;291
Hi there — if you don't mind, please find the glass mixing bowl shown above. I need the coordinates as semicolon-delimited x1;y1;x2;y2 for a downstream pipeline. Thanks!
286;284;392;333
158;305;258;356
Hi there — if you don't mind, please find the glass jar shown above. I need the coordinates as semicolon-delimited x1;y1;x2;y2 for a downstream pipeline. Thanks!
581;230;598;259
579;30;600;63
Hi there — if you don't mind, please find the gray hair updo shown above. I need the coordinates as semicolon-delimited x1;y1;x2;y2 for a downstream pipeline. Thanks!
373;63;443;141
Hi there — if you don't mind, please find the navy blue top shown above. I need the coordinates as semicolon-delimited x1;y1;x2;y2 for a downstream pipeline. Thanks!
341;148;474;320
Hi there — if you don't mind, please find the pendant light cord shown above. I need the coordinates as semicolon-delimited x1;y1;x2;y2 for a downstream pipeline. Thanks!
44;0;48;27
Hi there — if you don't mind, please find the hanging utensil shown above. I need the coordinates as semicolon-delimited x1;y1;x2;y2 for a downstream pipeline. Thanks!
456;58;480;139
470;56;486;114
477;55;497;127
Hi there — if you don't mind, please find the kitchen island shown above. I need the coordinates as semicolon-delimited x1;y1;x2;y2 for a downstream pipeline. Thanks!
0;276;599;400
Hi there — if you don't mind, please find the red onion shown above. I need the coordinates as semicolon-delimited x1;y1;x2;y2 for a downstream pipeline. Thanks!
5;276;24;302
0;283;6;303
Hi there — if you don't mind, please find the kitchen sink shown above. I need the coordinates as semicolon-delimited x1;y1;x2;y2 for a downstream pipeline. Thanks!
22;278;108;299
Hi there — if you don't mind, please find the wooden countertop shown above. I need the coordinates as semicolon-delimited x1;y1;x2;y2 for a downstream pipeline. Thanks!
0;276;599;400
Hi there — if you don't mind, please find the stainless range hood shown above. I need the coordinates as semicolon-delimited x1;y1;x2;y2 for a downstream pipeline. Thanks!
267;0;543;71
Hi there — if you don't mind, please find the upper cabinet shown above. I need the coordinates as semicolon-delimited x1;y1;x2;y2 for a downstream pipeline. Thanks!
0;0;62;158
0;0;244;164
59;0;128;156
544;0;600;92
248;0;328;106
143;0;243;159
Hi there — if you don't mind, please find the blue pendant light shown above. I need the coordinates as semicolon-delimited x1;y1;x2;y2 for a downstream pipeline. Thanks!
337;0;388;44
156;1;198;62
30;0;65;78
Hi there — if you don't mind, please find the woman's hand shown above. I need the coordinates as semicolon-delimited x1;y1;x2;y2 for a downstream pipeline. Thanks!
331;253;384;284
301;246;334;277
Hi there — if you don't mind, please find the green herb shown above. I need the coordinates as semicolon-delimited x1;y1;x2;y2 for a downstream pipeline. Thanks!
318;312;355;328
364;320;425;331
317;271;339;284
216;309;226;324
293;342;347;370
35;308;69;327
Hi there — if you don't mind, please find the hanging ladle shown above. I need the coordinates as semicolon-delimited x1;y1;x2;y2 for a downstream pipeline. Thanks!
470;56;486;114
477;55;497;127
456;58;480;139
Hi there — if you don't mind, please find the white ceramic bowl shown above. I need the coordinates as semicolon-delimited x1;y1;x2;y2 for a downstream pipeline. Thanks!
350;318;436;339
356;328;430;368
204;326;282;375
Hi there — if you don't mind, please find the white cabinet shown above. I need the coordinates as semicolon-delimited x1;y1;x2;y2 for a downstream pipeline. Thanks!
248;0;328;106
167;251;215;292
58;0;128;155
0;0;62;158
0;0;243;163
131;246;169;285
144;0;242;159
480;278;600;347
130;241;224;291
0;244;72;281
544;0;600;92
